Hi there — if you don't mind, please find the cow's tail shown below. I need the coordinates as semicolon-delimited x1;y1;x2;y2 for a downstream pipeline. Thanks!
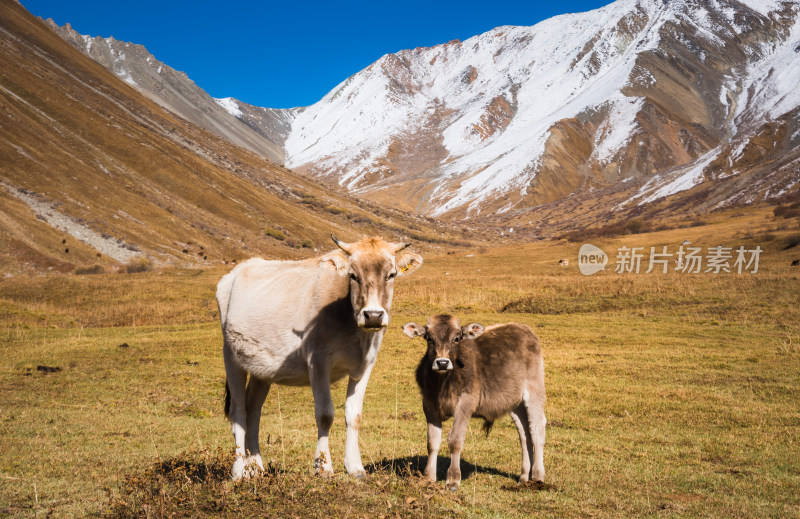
224;381;231;419
482;419;494;437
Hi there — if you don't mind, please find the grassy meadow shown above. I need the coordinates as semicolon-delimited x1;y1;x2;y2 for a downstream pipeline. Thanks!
1;207;799;518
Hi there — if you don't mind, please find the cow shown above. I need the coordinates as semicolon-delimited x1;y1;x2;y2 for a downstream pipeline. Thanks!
558;259;569;266
217;235;422;480
403;315;546;491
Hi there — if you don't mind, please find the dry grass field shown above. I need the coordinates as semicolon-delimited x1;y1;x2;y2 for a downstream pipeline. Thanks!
1;207;799;518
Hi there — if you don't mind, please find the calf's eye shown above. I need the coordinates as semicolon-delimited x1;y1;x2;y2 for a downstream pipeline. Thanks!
349;273;358;282
387;272;396;280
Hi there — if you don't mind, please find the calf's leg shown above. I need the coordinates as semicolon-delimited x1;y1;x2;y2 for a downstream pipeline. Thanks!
423;405;442;483
446;400;474;491
524;388;546;483
510;403;533;483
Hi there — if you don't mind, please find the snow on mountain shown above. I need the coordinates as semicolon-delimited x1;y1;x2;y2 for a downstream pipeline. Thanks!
214;97;244;118
285;0;800;217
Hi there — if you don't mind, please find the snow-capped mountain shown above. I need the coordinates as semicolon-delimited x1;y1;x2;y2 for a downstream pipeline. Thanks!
285;0;800;217
45;0;800;221
45;20;298;165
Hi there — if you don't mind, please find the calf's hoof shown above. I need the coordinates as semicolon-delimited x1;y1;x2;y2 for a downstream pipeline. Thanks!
313;455;334;478
445;479;460;492
345;463;366;479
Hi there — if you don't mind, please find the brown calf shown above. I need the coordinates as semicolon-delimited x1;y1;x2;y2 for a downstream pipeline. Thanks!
403;315;546;491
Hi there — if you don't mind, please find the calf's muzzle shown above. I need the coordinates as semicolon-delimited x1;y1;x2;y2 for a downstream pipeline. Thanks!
433;357;453;373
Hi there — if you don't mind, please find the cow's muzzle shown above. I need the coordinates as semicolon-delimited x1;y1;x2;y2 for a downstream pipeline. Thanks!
432;358;453;373
360;309;387;331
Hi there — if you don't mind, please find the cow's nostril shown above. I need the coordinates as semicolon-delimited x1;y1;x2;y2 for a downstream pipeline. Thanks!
436;359;450;370
364;310;384;322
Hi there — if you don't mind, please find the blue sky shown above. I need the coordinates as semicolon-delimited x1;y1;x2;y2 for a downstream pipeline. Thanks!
22;0;613;109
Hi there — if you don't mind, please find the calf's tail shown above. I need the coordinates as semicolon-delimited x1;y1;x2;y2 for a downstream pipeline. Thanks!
482;419;494;437
224;381;231;419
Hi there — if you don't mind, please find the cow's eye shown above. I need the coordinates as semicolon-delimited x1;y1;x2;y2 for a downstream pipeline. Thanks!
387;272;396;280
453;336;460;344
349;273;358;282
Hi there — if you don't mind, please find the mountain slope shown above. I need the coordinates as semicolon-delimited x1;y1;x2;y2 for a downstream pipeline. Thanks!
45;19;297;165
0;1;451;275
284;0;800;218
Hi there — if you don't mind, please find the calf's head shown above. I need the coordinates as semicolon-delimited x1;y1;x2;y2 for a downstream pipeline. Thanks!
324;235;422;331
403;315;485;373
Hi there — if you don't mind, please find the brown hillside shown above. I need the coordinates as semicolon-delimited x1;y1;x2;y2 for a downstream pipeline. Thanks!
0;1;459;274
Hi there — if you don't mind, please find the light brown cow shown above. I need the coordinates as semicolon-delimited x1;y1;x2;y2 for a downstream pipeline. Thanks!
403;315;546;491
217;236;422;480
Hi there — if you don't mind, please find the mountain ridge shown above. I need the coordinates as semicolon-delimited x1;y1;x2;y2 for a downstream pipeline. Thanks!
0;1;455;275
284;0;800;218
39;0;800;225
45;19;298;165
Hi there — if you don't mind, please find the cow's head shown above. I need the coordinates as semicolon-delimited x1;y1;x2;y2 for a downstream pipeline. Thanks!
323;235;422;332
402;315;484;373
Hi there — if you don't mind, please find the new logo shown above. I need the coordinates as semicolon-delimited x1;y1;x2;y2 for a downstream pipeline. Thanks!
579;244;607;276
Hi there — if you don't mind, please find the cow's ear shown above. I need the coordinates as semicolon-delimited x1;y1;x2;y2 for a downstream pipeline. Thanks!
320;250;349;274
402;322;426;338
461;323;485;339
396;251;423;276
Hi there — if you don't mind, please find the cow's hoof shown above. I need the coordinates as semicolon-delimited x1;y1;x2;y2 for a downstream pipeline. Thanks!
518;475;529;484
243;463;263;479
445;480;460;492
231;457;247;481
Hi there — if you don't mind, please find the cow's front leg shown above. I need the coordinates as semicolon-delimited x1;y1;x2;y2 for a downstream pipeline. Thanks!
423;405;442;483
343;361;375;477
446;399;474;491
309;361;335;477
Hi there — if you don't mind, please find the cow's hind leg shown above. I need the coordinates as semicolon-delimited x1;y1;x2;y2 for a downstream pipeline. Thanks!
223;342;249;480
510;403;533;483
244;376;271;476
524;388;546;483
309;361;335;476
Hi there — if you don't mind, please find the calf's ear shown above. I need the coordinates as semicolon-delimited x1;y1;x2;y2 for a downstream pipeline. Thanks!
396;251;423;276
320;250;349;274
461;323;485;339
402;322;426;338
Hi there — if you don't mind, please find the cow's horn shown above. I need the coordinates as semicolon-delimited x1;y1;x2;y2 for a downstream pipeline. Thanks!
331;234;353;254
392;241;411;253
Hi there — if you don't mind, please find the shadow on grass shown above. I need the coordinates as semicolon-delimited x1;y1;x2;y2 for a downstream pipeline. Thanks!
366;455;517;483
